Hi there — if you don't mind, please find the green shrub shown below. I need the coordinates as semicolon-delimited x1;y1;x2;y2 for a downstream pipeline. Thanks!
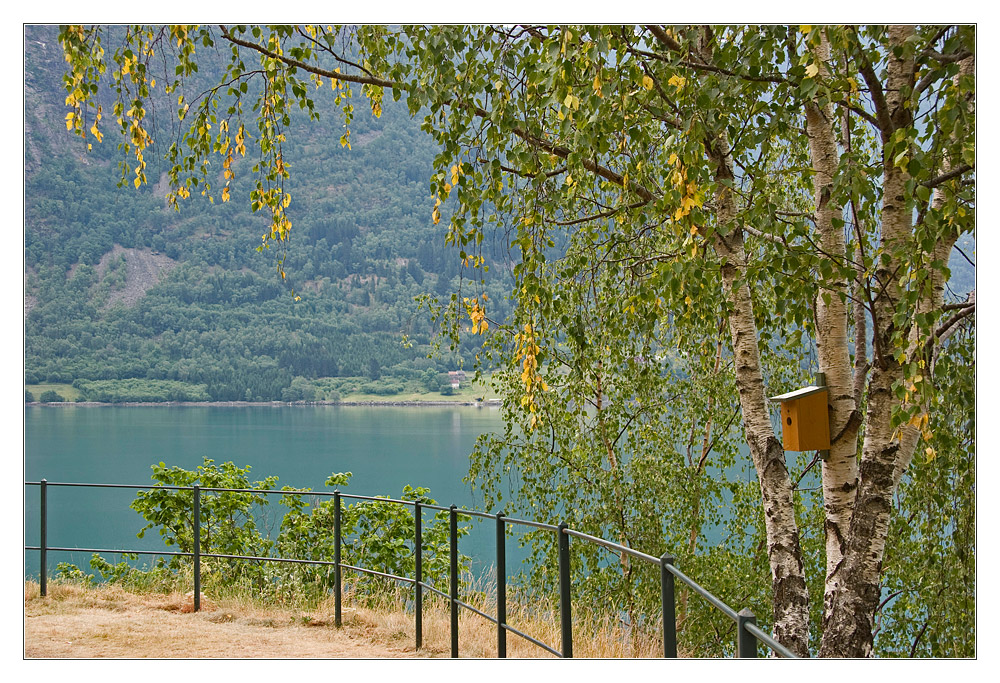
117;458;469;605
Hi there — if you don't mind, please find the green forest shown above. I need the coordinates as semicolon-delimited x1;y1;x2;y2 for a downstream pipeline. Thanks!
24;25;511;402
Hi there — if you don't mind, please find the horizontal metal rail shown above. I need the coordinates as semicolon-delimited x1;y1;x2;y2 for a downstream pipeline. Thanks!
501;621;563;657
743;621;797;658
500;515;560;532
25;481;191;491
666;563;739;621
26;478;797;658
453;597;497;624
417;580;450;602
562;527;660;564
341;563;416;584
25;546;188;558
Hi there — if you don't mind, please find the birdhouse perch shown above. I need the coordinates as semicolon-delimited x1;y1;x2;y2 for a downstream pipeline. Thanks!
769;385;831;452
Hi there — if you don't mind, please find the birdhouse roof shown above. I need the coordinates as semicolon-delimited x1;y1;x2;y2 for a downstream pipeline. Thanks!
768;385;828;402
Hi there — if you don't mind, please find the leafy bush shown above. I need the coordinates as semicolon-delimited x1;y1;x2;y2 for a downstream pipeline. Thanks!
25;389;35;402
39;390;64;402
361;381;403;396
116;458;468;605
74;379;211;403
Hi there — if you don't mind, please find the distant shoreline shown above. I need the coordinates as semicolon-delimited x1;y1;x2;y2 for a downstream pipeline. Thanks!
26;400;502;408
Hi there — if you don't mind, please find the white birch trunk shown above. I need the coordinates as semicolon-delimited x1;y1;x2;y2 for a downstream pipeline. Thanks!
707;134;810;657
804;37;861;614
819;25;916;657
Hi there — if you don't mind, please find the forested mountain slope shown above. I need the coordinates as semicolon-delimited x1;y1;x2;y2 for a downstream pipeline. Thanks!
24;26;507;401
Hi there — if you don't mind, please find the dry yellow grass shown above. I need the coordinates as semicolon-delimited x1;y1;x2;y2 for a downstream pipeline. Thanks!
24;580;665;659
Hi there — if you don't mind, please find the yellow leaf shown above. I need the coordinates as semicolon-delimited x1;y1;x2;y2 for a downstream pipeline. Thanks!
800;25;812;34
642;75;654;90
667;74;686;90
133;176;141;188
221;187;230;202
805;63;819;79
592;73;602;96
924;446;936;463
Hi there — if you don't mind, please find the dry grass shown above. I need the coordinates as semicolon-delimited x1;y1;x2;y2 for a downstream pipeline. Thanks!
24;581;419;659
24;578;665;659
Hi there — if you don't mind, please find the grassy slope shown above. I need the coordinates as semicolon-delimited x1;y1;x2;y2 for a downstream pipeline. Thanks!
25;383;80;401
24;379;500;404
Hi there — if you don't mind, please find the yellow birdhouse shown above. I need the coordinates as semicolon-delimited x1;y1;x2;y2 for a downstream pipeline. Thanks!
769;386;830;452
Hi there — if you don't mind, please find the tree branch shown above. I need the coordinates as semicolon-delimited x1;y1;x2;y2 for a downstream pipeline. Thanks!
851;29;893;139
218;26;399;89
921;163;974;189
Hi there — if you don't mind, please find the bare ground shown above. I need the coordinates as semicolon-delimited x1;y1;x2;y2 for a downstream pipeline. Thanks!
24;584;428;659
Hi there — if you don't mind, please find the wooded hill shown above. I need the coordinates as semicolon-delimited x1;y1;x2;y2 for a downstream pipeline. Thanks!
22;26;973;404
24;26;511;402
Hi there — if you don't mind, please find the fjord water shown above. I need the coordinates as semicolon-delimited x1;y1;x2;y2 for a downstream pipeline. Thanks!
24;405;507;579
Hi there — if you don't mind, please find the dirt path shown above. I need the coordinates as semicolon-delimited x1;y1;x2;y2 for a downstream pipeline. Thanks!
24;586;425;659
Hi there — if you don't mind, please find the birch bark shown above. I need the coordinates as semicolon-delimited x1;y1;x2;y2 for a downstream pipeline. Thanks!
819;25;916;657
804;38;861;615
706;134;810;657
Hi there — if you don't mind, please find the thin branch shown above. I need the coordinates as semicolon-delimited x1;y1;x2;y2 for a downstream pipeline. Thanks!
851;28;893;139
934;298;975;339
952;243;975;268
552;200;650;227
219;25;397;88
644;25;683;53
922;163;974;189
793;453;821;490
922;48;973;65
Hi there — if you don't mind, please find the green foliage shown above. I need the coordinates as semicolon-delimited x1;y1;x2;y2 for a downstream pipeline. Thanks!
75;378;211;403
25;389;35;402
131;460;277;578
877;327;976;657
45;23;975;656
54;561;95;586
39;390;64;403
275;475;468;604
116;458;467;605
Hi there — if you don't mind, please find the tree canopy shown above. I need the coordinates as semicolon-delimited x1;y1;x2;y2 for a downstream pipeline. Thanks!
58;24;975;657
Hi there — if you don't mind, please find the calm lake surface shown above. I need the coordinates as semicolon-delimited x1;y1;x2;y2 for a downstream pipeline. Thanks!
24;404;513;579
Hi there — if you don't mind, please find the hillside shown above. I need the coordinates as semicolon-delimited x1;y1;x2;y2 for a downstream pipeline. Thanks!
23;26;510;402
22;26;973;403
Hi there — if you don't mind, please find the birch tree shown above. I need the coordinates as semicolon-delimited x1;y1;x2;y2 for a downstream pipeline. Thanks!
58;23;975;656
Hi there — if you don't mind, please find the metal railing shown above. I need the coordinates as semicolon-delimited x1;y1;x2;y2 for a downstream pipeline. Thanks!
24;479;798;658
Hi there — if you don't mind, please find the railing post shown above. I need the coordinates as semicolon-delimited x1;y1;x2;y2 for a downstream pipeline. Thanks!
334;490;342;627
192;485;201;612
737;608;758;658
449;504;459;659
660;552;677;658
39;479;47;597
496;512;507;658
558;522;573;658
414;501;422;650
